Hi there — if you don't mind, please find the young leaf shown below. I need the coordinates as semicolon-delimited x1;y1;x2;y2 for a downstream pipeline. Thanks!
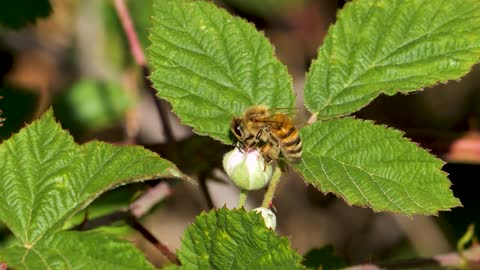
294;118;461;215
177;208;304;270
1;231;154;270
148;0;294;144
305;0;480;119
0;109;186;268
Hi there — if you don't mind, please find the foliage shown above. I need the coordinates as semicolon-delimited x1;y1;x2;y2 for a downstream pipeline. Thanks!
147;0;474;215
2;0;480;268
295;118;460;215
304;0;480;119
148;0;294;143
0;110;186;269
176;208;304;270
0;0;52;29
302;246;346;270
53;79;134;134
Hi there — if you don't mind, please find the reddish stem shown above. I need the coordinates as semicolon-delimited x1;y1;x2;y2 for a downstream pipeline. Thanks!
113;0;146;66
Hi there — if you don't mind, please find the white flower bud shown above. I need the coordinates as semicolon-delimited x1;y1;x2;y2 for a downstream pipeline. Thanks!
253;207;277;230
223;148;273;190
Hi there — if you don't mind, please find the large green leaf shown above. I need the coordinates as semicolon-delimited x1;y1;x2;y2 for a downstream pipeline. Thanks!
177;208;304;270
294;118;460;215
148;0;294;143
1;231;154;270
305;0;480;119
0;109;186;268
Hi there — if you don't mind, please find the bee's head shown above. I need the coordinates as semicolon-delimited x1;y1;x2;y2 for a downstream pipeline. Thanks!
230;118;244;140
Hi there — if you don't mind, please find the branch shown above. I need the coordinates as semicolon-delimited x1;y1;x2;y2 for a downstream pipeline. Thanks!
342;245;480;270
113;0;175;143
126;212;180;265
113;0;146;66
70;183;179;264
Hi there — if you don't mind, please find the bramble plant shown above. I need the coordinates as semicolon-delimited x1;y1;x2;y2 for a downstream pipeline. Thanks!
1;0;480;269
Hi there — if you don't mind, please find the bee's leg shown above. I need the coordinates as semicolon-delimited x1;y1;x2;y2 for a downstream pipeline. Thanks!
255;130;263;142
260;143;271;170
244;135;256;148
268;132;280;147
235;141;244;152
260;143;279;170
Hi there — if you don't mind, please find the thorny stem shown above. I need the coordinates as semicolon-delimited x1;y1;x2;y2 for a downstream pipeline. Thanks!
261;166;282;208
199;173;214;210
237;189;248;208
113;0;175;143
113;0;146;66
126;212;180;265
141;67;176;143
70;183;178;263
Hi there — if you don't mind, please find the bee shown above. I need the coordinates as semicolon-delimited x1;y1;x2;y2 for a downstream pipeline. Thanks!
230;105;302;163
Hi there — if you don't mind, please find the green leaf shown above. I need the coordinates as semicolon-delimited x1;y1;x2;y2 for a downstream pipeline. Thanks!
294;118;461;215
0;109;186;268
148;0;294;143
305;0;480;119
0;0;52;29
53;79;134;135
302;246;346;270
1;231;154;270
177;208;304;270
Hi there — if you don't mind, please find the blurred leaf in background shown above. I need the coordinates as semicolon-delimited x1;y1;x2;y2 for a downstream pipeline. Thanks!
302;245;347;270
0;0;52;29
53;79;134;137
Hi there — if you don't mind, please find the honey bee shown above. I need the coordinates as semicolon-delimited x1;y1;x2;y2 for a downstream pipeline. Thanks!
230;105;302;163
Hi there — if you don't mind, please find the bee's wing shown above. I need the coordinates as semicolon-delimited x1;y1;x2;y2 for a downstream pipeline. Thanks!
259;107;308;127
266;107;300;116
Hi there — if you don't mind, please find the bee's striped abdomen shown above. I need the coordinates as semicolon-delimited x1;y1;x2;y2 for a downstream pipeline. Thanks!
277;124;302;163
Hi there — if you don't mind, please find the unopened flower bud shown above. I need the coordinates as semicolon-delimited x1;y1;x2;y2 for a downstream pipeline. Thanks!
253;207;276;230
223;148;273;190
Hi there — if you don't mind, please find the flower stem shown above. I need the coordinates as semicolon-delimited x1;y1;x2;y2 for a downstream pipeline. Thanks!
261;166;282;208
237;189;248;208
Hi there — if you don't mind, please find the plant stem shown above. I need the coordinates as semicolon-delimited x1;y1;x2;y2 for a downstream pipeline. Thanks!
113;0;175;143
198;173;214;210
113;0;146;66
126;212;180;265
261;166;282;208
237;189;248;208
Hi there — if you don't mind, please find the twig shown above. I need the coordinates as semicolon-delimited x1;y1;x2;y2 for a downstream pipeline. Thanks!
126;212;180;265
113;0;176;143
129;182;172;217
342;245;480;270
112;0;146;66
71;182;173;230
70;183;179;264
142;66;176;143
198;173;214;210
71;210;129;231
